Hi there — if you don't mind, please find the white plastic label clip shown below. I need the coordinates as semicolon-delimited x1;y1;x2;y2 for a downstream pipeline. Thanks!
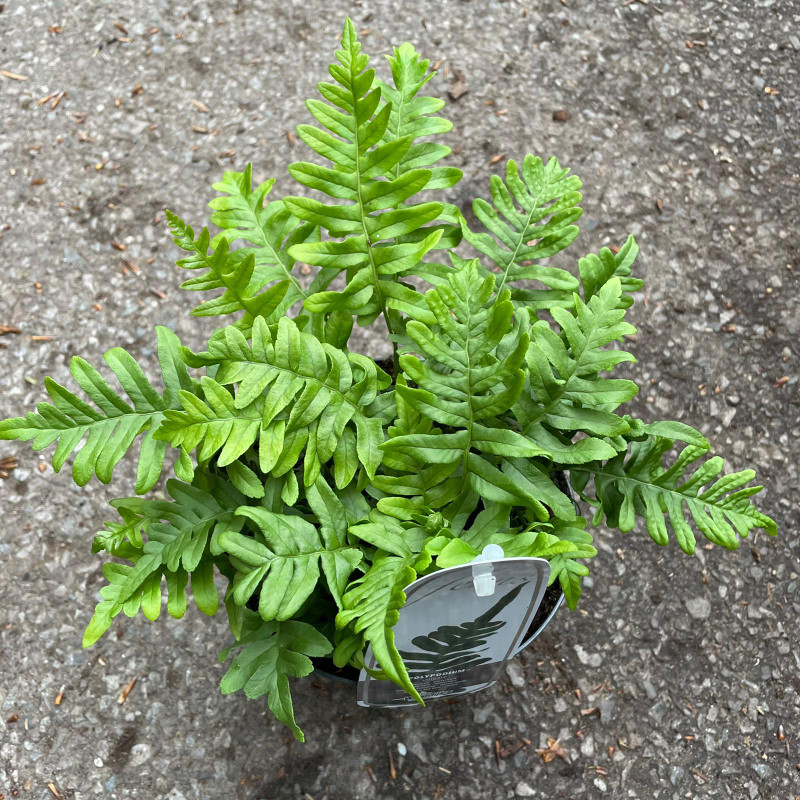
471;543;504;597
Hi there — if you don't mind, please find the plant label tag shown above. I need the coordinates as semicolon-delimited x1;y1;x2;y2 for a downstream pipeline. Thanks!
356;557;550;708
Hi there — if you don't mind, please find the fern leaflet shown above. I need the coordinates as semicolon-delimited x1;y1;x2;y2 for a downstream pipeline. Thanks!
571;423;777;553
337;555;422;702
208;165;320;313
578;234;643;308
83;476;246;646
179;315;392;486
219;610;332;742
218;505;361;619
166;210;291;325
379;259;555;514
514;278;639;466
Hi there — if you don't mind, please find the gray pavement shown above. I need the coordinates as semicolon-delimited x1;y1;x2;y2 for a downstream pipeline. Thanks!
1;1;799;798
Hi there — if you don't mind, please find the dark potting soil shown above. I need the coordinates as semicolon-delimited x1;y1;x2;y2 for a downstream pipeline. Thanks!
311;581;564;685
374;356;394;379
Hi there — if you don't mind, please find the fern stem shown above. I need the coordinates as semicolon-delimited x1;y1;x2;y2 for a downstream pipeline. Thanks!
459;307;475;493
355;155;398;367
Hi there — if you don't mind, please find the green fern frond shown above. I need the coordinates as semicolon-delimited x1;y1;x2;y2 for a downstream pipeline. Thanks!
218;505;362;619
375;41;463;257
378;42;461;190
571;423;777;553
348;507;428;558
219;611;332;742
178;316;392;487
91;505;149;554
166;209;291;325
579;234;643;308
283;19;445;324
379;259;558;515
459;155;583;311
0;327;196;494
514;278;639;466
208;165;320;313
336;554;422;703
544;517;597;610
83;548;203;649
82;546;170;648
98;476;245;568
84;476;247;647
154;376;263;468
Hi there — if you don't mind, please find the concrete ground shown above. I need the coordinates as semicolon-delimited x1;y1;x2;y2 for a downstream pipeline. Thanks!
1;0;799;798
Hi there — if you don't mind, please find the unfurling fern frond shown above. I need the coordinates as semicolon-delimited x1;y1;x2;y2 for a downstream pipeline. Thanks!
0;327;196;494
459;155;582;311
178;315;392;487
514;278;639;466
219;611;332;742
283;20;445;325
571;422;777;554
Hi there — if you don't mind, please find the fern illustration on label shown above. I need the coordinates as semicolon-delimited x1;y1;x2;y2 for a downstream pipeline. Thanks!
399;584;522;674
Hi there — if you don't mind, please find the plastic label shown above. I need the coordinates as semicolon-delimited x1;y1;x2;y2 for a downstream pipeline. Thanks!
357;557;550;707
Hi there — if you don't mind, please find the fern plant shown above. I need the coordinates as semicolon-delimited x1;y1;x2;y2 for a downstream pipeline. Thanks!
0;20;776;741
